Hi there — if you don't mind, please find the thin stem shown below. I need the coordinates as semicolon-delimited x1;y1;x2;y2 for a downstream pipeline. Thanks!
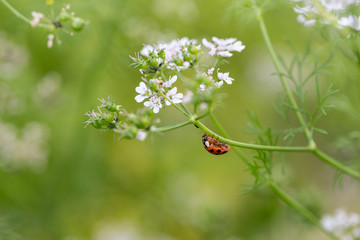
158;91;190;118
208;111;251;164
180;102;191;116
1;0;50;28
312;149;360;180
268;181;339;240
194;120;311;152
255;6;313;145
1;0;31;24
154;120;193;132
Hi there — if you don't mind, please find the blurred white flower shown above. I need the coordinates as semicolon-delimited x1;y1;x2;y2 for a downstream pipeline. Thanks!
202;37;245;57
338;15;360;30
136;130;148;141
31;11;44;27
47;34;55;48
321;208;360;239
291;0;360;30
0;120;50;172
217;71;234;85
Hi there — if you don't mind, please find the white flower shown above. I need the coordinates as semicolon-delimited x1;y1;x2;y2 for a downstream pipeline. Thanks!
165;87;183;105
217;71;234;84
47;34;54;48
31;11;44;27
135;81;151;103
140;45;154;57
321;209;360;239
136;130;147;141
144;96;163;113
163;75;177;88
338;15;360;31
202;37;245;57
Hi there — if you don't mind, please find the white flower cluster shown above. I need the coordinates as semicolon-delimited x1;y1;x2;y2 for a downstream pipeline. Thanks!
0;120;49;172
199;67;234;91
321;208;360;239
202;37;245;57
137;37;200;73
291;0;360;30
135;75;183;113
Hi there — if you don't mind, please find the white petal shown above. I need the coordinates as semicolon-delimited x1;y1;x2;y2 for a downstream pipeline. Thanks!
153;106;160;113
135;95;148;103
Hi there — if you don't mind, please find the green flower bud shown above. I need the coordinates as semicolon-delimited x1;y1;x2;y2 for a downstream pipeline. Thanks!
188;45;198;54
149;58;158;68
59;11;70;22
71;17;85;32
128;125;138;137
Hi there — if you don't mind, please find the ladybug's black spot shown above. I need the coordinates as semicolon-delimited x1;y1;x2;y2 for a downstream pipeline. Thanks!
209;149;214;153
216;149;221;153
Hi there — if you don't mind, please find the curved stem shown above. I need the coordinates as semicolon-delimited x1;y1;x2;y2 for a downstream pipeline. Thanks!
1;0;31;24
194;120;311;152
255;6;313;145
154;120;193;132
312;149;360;180
208;111;251;164
1;0;51;28
268;181;339;240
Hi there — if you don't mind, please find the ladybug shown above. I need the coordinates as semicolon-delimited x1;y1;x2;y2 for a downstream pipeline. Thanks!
202;133;231;155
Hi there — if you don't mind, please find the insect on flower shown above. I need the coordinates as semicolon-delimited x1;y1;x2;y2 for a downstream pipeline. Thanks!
202;133;230;155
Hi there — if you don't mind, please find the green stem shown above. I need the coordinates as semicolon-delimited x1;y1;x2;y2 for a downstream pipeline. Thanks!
158;92;190;118
268;181;339;240
255;6;313;145
154;120;192;132
1;0;50;28
208;111;251;164
1;0;31;24
180;102;191;116
194;120;310;152
312;149;360;180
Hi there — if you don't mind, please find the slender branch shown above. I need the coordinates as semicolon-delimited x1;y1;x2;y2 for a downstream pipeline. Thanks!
268;181;339;240
208;111;251;164
194;120;311;152
312;149;360;180
1;0;50;28
255;6;313;145
1;0;31;24
154;120;193;132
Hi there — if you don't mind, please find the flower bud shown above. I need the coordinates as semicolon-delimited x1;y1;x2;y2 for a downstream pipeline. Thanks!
59;11;70;22
188;45;198;54
149;58;158;68
71;17;85;32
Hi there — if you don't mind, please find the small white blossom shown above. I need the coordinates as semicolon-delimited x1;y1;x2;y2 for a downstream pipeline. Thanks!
163;75;177;88
338;15;360;30
165;87;183;105
321;209;360;239
202;37;245;57
140;44;154;57
47;34;54;48
144;96;163;113
31;11;44;27
136;130;147;141
217;71;234;84
135;81;151;103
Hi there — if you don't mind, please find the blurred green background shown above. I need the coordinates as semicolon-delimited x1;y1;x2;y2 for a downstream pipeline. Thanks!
0;0;359;239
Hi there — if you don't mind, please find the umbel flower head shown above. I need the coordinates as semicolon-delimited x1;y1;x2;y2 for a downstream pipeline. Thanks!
202;37;245;57
29;3;88;48
131;37;201;74
291;0;360;31
85;97;153;141
134;75;183;113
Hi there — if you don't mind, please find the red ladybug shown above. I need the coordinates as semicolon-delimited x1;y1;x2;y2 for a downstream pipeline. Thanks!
202;133;231;155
